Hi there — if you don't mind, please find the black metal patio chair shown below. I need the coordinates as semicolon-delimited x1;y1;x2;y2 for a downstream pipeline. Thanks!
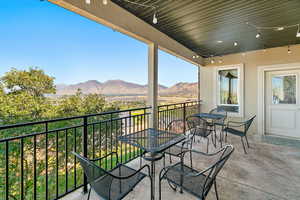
72;151;152;200
187;116;213;153
163;119;194;168
159;145;234;200
209;107;227;146
224;115;256;154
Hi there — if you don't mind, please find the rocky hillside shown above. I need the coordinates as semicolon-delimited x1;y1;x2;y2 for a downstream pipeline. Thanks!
161;82;198;97
56;80;197;97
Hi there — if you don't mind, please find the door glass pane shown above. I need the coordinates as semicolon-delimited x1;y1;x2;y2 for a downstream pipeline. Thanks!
218;69;239;113
272;75;296;104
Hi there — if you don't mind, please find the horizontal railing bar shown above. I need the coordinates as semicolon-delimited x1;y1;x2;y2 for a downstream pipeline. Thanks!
0;106;151;130
87;112;151;126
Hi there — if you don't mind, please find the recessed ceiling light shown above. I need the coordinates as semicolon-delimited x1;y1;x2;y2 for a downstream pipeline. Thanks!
85;0;91;4
217;40;223;43
234;42;238;46
103;0;108;5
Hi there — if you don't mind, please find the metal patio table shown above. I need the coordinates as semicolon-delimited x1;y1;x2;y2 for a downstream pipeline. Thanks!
192;112;225;120
192;112;226;146
118;128;186;200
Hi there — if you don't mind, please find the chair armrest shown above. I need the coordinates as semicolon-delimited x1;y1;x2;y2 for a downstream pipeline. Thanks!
90;152;119;165
226;121;246;128
108;164;151;180
189;145;229;157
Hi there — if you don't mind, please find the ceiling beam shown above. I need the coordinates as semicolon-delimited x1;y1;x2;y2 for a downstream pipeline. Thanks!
48;0;204;66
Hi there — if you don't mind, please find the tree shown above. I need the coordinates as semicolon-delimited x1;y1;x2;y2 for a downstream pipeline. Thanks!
1;67;55;97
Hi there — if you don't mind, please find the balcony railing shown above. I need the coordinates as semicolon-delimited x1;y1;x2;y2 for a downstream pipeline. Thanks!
0;101;201;200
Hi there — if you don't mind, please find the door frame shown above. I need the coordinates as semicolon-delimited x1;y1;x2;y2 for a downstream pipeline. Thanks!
257;62;300;137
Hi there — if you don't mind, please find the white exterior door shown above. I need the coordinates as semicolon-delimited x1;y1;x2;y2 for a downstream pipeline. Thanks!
266;70;300;138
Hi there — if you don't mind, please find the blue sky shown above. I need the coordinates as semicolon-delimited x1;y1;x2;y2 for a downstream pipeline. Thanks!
0;0;197;87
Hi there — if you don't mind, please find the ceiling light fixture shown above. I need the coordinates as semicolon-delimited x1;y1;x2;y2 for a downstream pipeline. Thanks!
85;0;91;4
276;27;284;31
296;25;300;37
217;40;223;43
256;33;261;38
103;0;108;5
153;12;158;24
234;41;238;46
247;22;300;38
122;0;158;24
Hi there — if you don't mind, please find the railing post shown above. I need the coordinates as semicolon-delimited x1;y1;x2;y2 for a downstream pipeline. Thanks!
183;102;186;133
83;116;88;193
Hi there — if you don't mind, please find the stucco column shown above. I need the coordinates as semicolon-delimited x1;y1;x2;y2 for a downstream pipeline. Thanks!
198;65;201;112
148;43;158;130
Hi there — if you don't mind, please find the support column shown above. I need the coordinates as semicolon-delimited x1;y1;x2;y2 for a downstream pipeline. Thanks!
198;65;201;112
148;43;158;130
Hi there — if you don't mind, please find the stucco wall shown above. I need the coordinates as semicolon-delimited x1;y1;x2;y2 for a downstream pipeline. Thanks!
200;44;300;135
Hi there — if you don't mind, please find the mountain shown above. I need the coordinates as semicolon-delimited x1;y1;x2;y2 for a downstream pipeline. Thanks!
161;82;198;97
55;80;169;96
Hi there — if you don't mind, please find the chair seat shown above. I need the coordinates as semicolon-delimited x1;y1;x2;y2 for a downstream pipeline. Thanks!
224;127;245;136
93;164;146;200
164;145;189;157
163;163;212;199
194;128;211;137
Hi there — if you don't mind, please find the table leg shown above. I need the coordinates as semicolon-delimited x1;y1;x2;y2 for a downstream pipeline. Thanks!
151;160;155;200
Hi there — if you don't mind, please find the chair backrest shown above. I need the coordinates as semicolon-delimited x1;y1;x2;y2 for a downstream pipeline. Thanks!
72;152;109;192
245;115;256;133
209;107;227;124
203;145;234;195
187;116;210;137
167;119;187;135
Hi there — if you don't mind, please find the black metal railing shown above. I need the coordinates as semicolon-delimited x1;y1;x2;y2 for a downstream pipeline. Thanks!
0;101;201;200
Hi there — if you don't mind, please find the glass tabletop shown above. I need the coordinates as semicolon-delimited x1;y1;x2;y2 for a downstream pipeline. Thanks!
118;128;186;153
192;113;225;120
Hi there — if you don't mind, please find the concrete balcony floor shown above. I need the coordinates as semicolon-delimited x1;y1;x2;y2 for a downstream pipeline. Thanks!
62;134;300;200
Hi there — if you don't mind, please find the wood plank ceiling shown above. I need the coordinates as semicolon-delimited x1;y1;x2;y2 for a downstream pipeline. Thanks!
112;0;300;57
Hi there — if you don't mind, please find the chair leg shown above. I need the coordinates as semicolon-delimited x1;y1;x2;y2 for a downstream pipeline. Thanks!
214;180;219;200
190;151;193;168
211;132;216;148
206;137;209;153
241;137;247;154
87;187;91;200
245;135;250;148
169;154;172;164
159;179;162;200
